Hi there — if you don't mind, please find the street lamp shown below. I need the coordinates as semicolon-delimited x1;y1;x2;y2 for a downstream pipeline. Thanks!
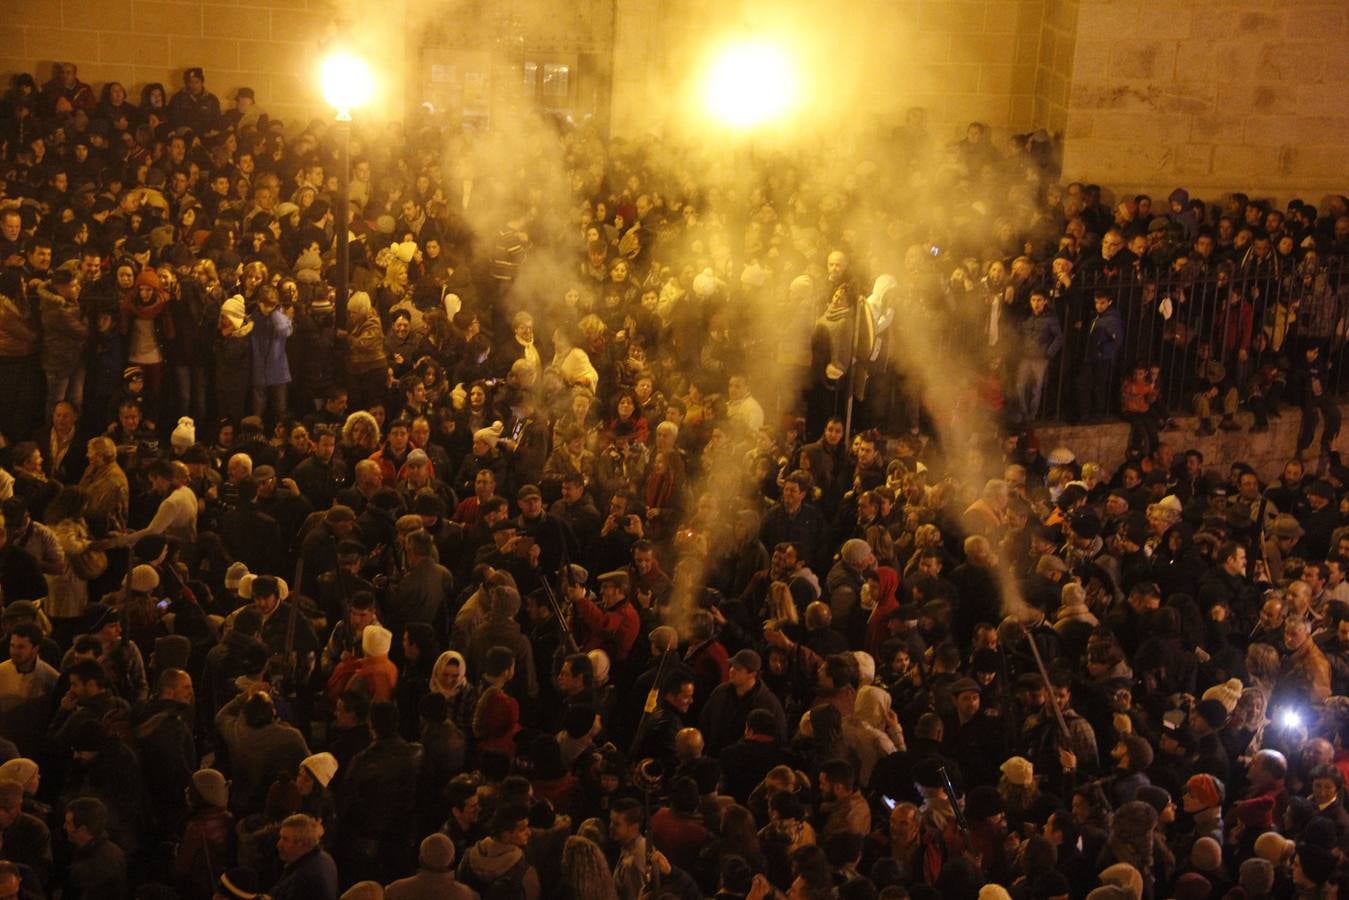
319;51;373;327
701;40;798;130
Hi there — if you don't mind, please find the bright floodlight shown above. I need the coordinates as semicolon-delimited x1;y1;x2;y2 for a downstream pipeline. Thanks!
1280;708;1303;729
702;41;798;129
320;52;373;116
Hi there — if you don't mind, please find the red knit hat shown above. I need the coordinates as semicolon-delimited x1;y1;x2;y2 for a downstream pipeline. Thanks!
1234;795;1275;829
1185;774;1223;809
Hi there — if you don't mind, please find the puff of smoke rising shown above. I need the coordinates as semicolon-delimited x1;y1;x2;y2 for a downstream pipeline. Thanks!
351;0;1049;635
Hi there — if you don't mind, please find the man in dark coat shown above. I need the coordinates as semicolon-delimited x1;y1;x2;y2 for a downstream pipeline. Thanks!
943;677;1009;790
337;701;424;884
272;813;338;900
130;668;197;839
515;483;578;575
0;780;51;888
166;67;221;136
387;529;454;639
699;649;788;754
61;797;127;900
219;478;284;576
717;708;793;804
760;472;827;574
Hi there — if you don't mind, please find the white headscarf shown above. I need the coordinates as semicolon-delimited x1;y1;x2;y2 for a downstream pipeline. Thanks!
431;650;469;699
854;684;893;730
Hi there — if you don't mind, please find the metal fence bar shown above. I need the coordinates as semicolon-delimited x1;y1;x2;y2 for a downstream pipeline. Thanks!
921;262;1349;428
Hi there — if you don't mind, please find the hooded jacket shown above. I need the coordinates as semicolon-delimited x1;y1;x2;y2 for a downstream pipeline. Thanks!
38;283;89;374
864;565;901;657
346;313;387;374
0;289;38;357
457;836;539;900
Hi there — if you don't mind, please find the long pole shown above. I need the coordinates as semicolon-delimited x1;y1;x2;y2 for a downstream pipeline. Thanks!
844;294;865;442
1023;623;1070;739
335;112;352;329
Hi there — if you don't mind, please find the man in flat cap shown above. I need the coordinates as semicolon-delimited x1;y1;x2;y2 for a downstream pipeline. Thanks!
571;569;640;664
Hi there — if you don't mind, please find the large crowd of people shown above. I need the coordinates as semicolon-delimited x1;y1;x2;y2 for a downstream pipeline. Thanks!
3;57;1349;900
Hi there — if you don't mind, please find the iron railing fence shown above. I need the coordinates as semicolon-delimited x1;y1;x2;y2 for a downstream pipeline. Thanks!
1033;259;1349;423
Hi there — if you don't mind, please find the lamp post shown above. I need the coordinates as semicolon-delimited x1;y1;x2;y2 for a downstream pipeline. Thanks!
320;51;373;328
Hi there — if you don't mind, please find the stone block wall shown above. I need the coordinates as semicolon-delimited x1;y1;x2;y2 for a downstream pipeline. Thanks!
610;0;1048;142
1058;0;1349;203
1031;0;1078;136
1036;406;1344;483
3;0;1345;207
0;0;368;129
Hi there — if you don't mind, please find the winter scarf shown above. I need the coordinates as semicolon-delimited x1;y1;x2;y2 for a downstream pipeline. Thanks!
122;269;170;320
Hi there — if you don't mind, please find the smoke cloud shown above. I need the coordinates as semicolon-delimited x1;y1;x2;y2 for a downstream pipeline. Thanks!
339;0;1050;632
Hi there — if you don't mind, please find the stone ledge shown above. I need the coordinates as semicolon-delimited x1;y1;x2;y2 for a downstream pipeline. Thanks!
1032;404;1349;479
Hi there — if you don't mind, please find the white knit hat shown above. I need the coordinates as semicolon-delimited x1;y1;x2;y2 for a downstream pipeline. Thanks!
220;294;246;331
130;564;160;593
301;752;339;788
362;624;392;658
191;768;229;807
1000;756;1034;787
341;881;384;900
1202;678;1244;714
473;421;503;448
587;648;611;685
225;562;250;591
0;758;38;790
852;651;875;685
693;268;717;298
171;416;196;450
1158;494;1183;514
392;240;417;264
347;291;372;318
1046;446;1076;466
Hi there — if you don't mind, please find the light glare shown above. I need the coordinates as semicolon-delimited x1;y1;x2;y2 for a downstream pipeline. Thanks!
702;41;798;129
1280;708;1303;729
320;52;374;114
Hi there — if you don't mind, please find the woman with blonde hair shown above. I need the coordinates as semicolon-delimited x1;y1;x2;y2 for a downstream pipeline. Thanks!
45;486;99;642
341;410;381;457
864;523;895;568
1244;642;1281;702
764;581;802;641
560;835;618;900
902;523;943;576
1228;686;1269;765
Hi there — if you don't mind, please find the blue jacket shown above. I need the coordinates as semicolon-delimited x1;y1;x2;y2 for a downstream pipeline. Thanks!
272;847;338;900
250;307;293;386
1019;312;1064;361
1088;307;1123;364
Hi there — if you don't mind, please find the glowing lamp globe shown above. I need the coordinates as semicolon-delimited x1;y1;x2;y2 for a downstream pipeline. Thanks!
702;41;798;130
320;52;373;117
